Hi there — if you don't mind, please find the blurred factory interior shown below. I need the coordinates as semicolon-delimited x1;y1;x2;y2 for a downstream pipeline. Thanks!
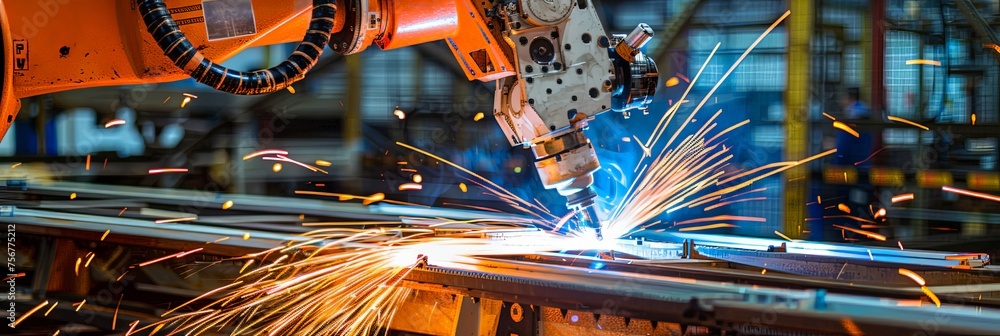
4;0;1000;335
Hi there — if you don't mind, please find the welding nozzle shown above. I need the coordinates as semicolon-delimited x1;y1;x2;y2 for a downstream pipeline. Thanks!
577;204;604;241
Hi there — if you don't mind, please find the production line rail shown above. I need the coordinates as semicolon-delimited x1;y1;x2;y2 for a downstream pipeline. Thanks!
409;257;1000;336
4;182;1000;335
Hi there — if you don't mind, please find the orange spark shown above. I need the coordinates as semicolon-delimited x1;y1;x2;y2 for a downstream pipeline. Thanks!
315;160;333;167
101;229;111;241
264;155;329;174
239;260;255;274
887;116;929;130
363;193;385;205
837;203;851;214
125;320;139;335
162;281;245;318
876;208;887;219
222;200;235;210
155;217;197;224
822;112;836;121
892;193;915;203
459;183;468;193
1;273;24;282
986;43;1000;54
113;294;124;330
104;119;127;128
774;231;793;241
832;224;887;241
287;86;296;94
84;253;96;267
10;162;21;169
823;215;876;224
678;223;738;232
393;109;406;120
474;112;485;121
854;147;887;166
898;241;904;250
12;300;49;327
85;155;91;170
665;77;680;87
922;286;942;307
676;72;690;83
75;258;81;276
675;216;765;226
44;302;59;317
148;168;188;174
138;248;203;267
398;183;423;191
906;59;941;66
242;149;289;161
833;121;859;138
74;300;86;311
412;174;423;183
898;268;926;286
942;186;1000;202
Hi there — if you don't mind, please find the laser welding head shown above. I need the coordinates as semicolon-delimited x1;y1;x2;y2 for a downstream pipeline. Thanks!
490;1;659;240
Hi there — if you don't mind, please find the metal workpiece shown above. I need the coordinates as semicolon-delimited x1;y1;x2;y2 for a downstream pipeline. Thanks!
671;233;992;269
12;194;1000;335
403;257;1000;336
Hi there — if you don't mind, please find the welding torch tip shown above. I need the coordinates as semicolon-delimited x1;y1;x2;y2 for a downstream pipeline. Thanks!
576;206;604;241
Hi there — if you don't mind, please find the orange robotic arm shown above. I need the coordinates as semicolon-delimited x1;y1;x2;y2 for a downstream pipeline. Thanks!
0;0;658;238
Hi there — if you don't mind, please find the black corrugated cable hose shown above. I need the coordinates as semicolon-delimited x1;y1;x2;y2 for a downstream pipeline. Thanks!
136;0;336;95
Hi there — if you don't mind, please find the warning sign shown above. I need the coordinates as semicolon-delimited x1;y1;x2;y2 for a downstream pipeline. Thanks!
13;40;27;71
202;0;257;41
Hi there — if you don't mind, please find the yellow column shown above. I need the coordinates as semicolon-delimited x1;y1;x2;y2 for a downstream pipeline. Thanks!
784;0;813;238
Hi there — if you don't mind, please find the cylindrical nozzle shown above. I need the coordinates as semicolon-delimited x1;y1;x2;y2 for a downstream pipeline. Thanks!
615;23;654;62
576;202;604;241
624;23;654;50
529;129;605;240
